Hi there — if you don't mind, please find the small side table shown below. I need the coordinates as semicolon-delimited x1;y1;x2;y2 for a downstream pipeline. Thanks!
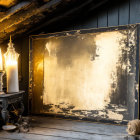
0;90;25;124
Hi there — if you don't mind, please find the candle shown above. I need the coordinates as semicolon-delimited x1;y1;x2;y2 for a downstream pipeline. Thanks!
4;36;19;93
0;48;3;71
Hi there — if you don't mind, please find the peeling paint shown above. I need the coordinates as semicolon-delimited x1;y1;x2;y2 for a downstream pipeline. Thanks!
41;29;137;122
107;110;123;120
31;26;138;123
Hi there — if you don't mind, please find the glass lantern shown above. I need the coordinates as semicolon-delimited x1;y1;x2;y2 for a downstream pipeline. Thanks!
4;36;19;93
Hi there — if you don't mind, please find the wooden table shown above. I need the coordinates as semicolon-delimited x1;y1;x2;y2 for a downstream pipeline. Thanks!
0;91;25;124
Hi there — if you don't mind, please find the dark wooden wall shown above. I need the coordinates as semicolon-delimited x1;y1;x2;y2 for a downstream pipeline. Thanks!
73;0;140;30
18;0;140;114
38;0;140;31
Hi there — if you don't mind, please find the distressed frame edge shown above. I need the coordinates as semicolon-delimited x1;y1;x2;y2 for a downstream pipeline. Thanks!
29;24;140;123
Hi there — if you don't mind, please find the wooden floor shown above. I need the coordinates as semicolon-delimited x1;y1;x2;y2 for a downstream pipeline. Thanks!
0;116;139;140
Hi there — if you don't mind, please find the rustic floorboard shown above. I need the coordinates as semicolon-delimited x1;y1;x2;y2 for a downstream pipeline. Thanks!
30;116;127;136
0;116;139;140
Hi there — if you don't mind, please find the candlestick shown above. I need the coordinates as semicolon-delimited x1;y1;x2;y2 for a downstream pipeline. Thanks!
0;48;3;70
0;70;5;94
0;48;5;94
4;36;19;93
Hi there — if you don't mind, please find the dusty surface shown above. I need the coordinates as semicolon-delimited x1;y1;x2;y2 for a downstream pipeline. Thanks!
0;116;135;140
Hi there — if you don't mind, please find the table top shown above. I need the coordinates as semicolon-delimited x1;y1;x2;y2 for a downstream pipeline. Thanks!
0;90;25;98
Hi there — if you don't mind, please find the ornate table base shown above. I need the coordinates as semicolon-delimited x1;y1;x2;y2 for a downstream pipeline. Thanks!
0;91;25;124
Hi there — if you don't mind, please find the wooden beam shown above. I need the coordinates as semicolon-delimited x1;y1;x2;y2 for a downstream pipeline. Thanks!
0;0;108;43
0;0;63;43
28;0;108;33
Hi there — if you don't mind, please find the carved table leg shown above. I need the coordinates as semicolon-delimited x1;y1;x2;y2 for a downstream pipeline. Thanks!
1;100;9;124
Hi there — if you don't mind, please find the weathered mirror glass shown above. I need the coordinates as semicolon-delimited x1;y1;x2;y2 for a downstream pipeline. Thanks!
30;25;139;124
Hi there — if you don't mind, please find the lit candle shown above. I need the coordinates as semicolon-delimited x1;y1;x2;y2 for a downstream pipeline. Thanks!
0;48;3;71
4;36;19;93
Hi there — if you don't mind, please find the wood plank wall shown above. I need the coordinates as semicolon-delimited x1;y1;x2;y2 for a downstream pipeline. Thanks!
72;0;140;30
41;0;140;33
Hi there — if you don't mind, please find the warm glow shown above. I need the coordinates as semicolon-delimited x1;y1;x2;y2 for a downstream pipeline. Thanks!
0;0;17;7
6;60;17;66
5;53;18;67
4;36;19;93
4;38;19;67
0;48;3;70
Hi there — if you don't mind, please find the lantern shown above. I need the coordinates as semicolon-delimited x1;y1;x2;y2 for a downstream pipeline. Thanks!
4;36;19;93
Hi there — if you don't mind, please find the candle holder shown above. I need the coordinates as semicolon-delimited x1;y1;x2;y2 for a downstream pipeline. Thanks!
0;70;5;94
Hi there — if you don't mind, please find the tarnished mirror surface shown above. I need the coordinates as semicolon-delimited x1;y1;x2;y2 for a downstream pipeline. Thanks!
30;25;139;124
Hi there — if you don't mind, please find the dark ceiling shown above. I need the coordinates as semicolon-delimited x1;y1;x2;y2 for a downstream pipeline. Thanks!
0;0;108;43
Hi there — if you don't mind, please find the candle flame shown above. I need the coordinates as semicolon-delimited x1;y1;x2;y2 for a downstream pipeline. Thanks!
4;36;19;67
5;53;18;66
6;60;17;66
